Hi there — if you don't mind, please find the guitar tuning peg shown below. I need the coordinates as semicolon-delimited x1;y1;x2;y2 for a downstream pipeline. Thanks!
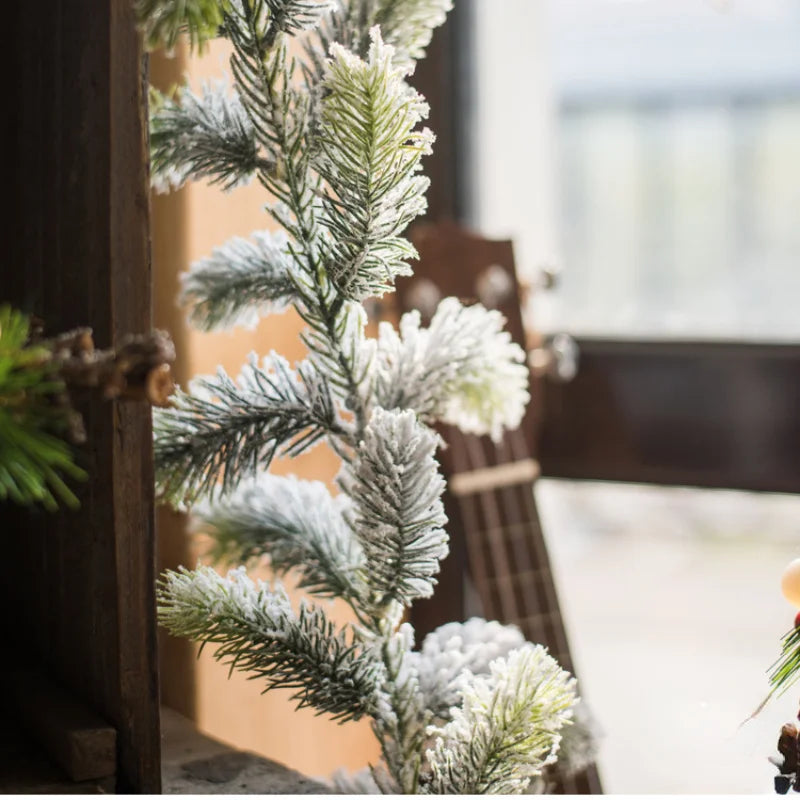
528;333;579;383
476;264;514;309
531;263;560;292
404;277;442;320
540;265;560;290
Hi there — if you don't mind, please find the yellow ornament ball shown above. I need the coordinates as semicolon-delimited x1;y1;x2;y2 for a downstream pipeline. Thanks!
781;558;800;608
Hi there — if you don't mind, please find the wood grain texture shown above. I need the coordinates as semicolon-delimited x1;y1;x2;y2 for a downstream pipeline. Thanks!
3;0;161;791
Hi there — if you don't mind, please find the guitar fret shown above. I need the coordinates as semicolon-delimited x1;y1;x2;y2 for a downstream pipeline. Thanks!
469;520;550;545
483;567;553;586
449;458;540;495
464;436;521;622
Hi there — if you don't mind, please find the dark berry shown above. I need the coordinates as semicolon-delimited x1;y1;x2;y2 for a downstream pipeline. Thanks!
775;775;791;794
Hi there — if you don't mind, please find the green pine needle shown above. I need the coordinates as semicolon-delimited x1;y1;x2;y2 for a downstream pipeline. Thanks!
0;305;87;511
769;624;800;695
135;0;228;52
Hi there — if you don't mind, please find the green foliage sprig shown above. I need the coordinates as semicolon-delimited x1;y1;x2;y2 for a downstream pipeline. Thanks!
0;306;86;511
135;0;229;51
769;625;800;697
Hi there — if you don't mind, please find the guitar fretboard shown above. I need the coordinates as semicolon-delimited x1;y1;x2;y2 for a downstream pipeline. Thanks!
399;222;603;794
445;426;601;794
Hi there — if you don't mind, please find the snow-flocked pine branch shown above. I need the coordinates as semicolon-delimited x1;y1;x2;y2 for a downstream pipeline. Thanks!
224;2;318;218
410;618;527;721
221;2;377;433
427;646;577;794
293;276;374;428
307;0;452;77
372;0;453;69
181;230;297;331
155;354;344;506
195;473;366;602
341;408;448;610
316;30;433;301
372;621;430;793
260;0;334;42
371;297;530;441
150;82;261;192
158;565;384;720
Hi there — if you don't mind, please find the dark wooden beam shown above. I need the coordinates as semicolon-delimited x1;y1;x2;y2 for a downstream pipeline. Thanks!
4;0;161;791
539;339;800;493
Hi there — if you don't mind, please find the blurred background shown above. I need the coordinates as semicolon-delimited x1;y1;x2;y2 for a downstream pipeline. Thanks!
152;0;800;793
471;0;800;792
474;0;800;340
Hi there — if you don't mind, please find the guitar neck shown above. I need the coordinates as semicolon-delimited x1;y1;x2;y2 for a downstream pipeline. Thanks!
448;427;575;673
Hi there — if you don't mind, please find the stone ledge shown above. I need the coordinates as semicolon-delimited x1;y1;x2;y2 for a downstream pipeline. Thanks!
161;707;332;794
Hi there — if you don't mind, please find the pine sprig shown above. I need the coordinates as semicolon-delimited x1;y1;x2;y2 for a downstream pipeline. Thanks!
427;646;577;794
158;565;384;721
373;622;430;793
293;273;374;431
769;625;800;696
263;0;333;42
135;0;228;51
372;0;453;69
306;0;452;79
372;298;530;441
341;408;448;609
228;1;379;435
225;1;319;220
0;306;86;511
181;230;297;331
411;619;526;721
150;82;261;193
195;472;366;602
226;3;292;166
316;29;433;301
154;354;344;506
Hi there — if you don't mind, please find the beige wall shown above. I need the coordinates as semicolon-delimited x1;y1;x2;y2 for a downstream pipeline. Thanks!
151;43;379;779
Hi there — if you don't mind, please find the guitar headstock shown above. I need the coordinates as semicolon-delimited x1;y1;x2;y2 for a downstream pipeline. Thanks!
390;220;544;454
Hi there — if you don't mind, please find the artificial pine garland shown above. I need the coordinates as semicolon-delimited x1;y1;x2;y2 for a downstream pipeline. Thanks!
141;0;587;792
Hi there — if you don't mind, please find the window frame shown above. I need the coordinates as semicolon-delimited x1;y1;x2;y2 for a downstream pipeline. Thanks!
412;3;800;496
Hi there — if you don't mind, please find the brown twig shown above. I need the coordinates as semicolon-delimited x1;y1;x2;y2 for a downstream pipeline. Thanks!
53;329;176;407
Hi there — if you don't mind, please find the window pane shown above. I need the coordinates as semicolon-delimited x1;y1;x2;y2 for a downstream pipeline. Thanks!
472;0;800;340
537;479;800;792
